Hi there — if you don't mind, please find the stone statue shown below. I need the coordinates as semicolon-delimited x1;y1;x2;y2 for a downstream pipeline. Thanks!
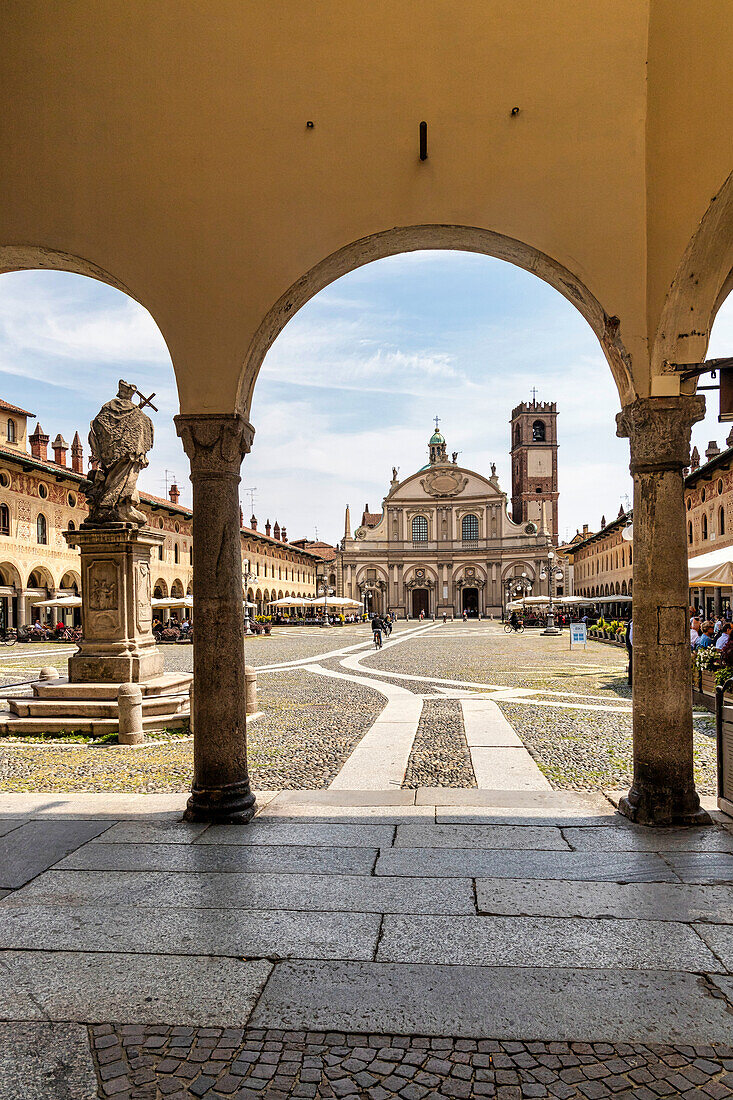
392;466;398;481
452;452;458;463
491;462;497;477
82;380;155;526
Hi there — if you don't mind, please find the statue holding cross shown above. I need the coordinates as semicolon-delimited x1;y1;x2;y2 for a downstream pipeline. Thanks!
82;380;156;526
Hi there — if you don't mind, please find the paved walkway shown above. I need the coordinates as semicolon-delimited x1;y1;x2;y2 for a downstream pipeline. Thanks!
2;788;733;1097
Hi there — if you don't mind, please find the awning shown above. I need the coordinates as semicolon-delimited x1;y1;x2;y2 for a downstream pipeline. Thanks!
689;546;733;587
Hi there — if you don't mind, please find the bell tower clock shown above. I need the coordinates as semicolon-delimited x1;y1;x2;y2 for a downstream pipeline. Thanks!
510;397;559;542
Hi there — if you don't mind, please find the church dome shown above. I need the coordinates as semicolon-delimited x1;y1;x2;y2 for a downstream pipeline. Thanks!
429;430;445;445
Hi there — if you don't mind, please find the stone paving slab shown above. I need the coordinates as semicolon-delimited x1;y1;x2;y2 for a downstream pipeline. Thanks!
5;868;478;914
89;820;209;844
415;788;613;809
664;853;733;882
376;847;679;881
0;819;26;839
565;824;733;852
437;808;618;825
0;903;382;962
0;819;112;890
0;792;191;817
249;959;733;1042
195;821;395;848
468;746;554;791
256;802;436;822
394;822;570;850
695;925;733;971
0;1022;98;1100
475;877;733;923
57;840;378;875
377;914;723;971
0;950;272;1026
271;789;417;806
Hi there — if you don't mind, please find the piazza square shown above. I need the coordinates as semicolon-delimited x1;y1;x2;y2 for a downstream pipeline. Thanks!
2;3;733;1099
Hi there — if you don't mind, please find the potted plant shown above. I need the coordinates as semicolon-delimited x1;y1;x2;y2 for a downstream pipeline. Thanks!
695;645;721;696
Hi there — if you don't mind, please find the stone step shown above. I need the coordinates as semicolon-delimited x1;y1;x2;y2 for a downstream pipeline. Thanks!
9;695;188;719
32;673;192;700
0;709;189;736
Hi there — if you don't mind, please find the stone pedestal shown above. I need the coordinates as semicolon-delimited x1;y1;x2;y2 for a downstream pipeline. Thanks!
64;523;165;684
616;396;710;827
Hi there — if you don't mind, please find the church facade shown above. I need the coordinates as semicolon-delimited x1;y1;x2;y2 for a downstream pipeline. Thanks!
338;402;560;619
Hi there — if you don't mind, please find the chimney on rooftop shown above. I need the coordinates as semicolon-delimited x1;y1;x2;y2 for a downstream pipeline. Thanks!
706;440;721;462
691;446;700;470
29;422;49;462
239;506;244;527
250;514;257;531
281;526;287;542
169;482;180;505
265;519;271;537
273;521;281;540
71;432;84;474
52;433;68;467
582;524;589;537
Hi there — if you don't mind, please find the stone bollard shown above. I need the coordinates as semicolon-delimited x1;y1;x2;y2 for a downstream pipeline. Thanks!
245;665;257;715
118;683;144;745
38;666;59;681
189;679;194;735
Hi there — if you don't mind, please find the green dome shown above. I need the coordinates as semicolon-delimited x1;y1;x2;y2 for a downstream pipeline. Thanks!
430;431;445;444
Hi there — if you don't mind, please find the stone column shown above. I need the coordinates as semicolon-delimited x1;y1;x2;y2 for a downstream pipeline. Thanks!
175;413;256;824
616;396;709;826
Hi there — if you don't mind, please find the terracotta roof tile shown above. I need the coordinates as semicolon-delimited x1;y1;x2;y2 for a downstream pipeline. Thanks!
0;398;35;417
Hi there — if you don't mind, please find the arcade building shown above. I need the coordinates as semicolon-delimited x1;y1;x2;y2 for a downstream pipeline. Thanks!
338;400;561;618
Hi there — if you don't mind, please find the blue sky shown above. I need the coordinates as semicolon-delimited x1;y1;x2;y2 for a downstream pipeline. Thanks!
0;257;731;544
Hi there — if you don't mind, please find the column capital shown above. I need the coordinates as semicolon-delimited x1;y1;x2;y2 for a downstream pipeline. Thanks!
174;413;254;477
616;396;705;474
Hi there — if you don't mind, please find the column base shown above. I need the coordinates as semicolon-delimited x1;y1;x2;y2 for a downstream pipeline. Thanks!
618;784;712;827
541;627;562;636
183;780;257;824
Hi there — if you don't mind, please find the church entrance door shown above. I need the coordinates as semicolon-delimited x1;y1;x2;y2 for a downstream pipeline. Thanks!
462;587;479;616
412;589;429;619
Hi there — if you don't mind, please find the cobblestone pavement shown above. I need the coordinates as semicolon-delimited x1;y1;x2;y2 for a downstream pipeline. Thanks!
403;700;476;789
87;1024;733;1099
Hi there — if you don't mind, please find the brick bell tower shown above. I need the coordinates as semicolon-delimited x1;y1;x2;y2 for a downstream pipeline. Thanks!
510;396;559;542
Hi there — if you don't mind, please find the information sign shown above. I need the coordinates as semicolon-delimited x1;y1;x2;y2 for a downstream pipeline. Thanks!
569;622;587;648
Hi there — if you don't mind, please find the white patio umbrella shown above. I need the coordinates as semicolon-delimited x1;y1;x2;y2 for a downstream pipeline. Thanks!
269;596;310;607
688;546;733;587
31;595;83;608
152;597;192;610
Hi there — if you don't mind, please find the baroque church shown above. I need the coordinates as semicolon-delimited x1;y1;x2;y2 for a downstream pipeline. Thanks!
337;400;560;618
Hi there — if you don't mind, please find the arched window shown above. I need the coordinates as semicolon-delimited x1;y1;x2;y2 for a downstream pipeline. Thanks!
412;515;428;542
720;506;726;537
462;514;479;541
532;420;546;442
0;504;9;536
36;513;47;544
174;543;179;564
688;521;693;545
514;425;521;445
6;419;16;444
703;514;708;540
67;519;75;532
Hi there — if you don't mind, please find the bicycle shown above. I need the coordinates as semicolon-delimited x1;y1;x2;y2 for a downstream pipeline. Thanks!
373;630;383;649
0;627;16;646
503;621;525;634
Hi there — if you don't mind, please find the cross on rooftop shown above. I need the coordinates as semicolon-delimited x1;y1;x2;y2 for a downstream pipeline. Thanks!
530;387;538;402
434;415;441;431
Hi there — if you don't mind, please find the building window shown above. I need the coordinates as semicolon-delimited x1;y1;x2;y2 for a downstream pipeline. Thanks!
412;515;428;542
38;483;48;499
532;420;546;442
158;545;163;560
67;519;75;532
462;514;479;541
189;546;193;565
174;543;179;564
688;521;693;545
702;487;707;502
6;419;15;444
0;504;9;536
719;479;724;495
0;471;9;489
720;506;726;536
36;513;47;544
67;492;76;508
686;498;691;510
703;514;708;540
174;521;180;533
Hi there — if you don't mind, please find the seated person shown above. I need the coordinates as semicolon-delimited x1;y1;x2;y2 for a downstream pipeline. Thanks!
695;622;715;649
716;623;733;650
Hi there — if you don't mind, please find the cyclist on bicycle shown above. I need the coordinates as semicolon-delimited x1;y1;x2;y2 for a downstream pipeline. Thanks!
509;610;520;632
371;614;384;648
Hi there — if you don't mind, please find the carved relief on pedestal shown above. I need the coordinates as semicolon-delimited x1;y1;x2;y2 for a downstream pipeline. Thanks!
136;560;152;632
87;560;119;633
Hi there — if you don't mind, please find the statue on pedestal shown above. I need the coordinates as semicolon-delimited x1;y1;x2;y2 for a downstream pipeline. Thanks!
82;380;156;526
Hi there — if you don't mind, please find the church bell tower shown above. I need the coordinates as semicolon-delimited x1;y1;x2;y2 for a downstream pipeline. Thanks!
510;397;559;542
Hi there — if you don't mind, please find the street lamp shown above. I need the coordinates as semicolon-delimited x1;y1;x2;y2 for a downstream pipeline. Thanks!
539;550;563;636
317;580;334;627
242;559;257;634
504;574;532;620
